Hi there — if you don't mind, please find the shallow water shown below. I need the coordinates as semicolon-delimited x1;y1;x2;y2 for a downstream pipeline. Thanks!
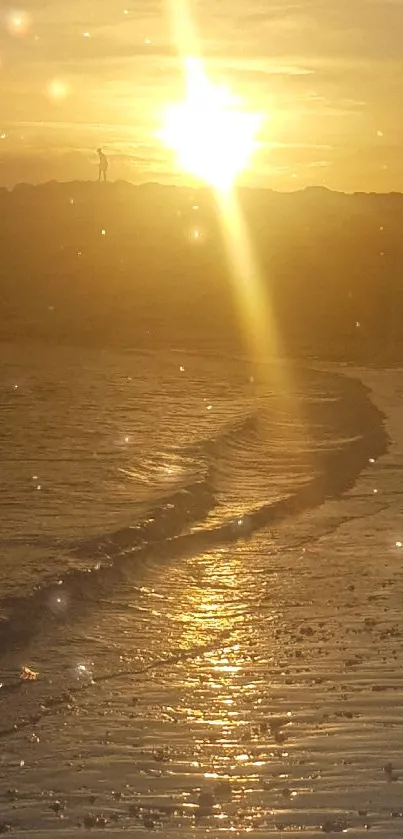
0;344;375;621
0;344;299;596
1;347;401;836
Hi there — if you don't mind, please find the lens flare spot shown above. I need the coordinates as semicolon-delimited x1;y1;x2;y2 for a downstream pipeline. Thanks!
47;79;70;101
6;10;31;37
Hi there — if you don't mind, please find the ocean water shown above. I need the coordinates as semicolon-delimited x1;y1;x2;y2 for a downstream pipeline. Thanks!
2;344;403;837
0;344;381;625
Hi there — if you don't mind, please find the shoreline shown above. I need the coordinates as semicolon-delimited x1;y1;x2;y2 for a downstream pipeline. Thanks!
1;363;402;836
0;362;388;658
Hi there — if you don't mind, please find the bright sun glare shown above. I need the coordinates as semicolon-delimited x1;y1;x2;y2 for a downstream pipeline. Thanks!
161;57;262;190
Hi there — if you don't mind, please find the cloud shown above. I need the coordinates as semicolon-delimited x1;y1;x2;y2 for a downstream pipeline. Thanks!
0;0;402;190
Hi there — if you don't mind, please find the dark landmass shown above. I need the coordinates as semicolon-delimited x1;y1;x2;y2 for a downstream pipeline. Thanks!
0;180;401;361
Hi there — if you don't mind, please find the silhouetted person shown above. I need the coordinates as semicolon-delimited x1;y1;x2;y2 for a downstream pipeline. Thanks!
97;148;108;182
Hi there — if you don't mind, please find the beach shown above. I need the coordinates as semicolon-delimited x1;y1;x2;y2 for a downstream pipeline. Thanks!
0;0;402;831
0;349;402;836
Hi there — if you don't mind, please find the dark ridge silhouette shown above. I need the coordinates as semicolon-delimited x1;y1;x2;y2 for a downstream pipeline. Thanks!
0;180;402;361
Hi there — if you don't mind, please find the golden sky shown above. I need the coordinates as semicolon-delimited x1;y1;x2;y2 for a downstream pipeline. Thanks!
0;0;401;191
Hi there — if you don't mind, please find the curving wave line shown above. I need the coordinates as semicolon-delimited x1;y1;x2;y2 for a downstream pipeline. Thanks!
0;385;388;654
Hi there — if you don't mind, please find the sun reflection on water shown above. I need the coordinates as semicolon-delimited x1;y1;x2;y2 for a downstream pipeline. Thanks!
165;549;270;766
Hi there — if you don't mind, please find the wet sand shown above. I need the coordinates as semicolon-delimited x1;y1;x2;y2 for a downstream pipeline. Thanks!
1;367;403;836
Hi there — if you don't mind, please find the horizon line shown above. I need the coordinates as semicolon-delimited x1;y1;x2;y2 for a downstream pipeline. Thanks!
1;179;403;197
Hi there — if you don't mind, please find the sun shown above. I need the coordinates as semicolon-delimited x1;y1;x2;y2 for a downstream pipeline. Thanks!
160;58;262;191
